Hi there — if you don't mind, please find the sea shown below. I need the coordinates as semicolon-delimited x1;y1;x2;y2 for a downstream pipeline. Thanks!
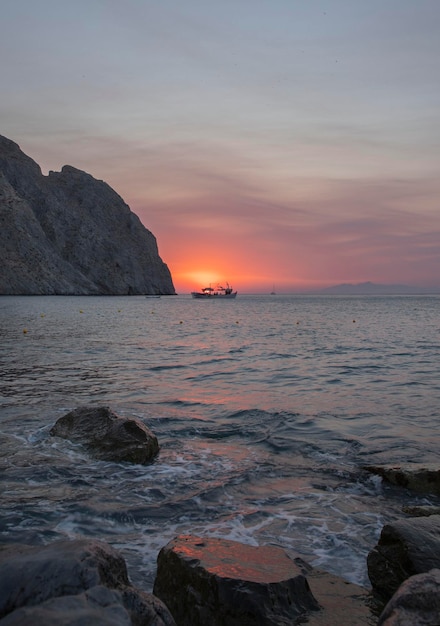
1;294;439;591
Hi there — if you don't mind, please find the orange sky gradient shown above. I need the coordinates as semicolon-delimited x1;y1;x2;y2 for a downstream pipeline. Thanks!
2;1;439;294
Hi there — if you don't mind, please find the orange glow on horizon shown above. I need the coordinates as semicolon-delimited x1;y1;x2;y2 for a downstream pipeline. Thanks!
184;270;226;289
165;248;250;293
162;242;315;294
168;262;314;295
175;271;240;294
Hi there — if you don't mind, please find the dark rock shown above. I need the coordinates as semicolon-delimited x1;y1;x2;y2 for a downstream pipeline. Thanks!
153;536;380;626
50;406;159;464
0;539;175;625
367;515;440;600
402;505;440;517
0;134;175;295
120;587;177;626
154;534;321;625
363;464;440;496
0;586;131;625
378;569;440;626
0;539;128;618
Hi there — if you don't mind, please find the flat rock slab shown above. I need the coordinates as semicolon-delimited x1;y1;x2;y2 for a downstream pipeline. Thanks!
299;566;380;626
50;405;159;464
367;515;440;600
364;464;440;496
154;534;319;625
153;535;377;626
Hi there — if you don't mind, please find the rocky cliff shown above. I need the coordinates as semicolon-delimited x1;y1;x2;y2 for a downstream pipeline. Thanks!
0;135;175;295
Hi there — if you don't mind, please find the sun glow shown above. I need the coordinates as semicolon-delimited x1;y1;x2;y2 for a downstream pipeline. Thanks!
185;270;225;289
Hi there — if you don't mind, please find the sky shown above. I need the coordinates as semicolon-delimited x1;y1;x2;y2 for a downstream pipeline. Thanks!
1;0;439;293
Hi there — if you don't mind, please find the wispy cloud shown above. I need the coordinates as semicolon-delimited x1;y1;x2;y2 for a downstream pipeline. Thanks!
2;0;439;290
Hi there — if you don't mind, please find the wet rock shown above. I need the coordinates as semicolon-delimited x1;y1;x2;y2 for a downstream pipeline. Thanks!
402;505;440;517
378;569;440;626
292;559;380;626
0;586;131;625
0;539;129;617
367;515;440;600
50;406;159;464
0;539;175;625
154;534;319;625
363;464;440;496
155;534;376;626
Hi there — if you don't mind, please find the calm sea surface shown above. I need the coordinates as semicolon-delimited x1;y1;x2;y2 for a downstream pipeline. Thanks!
1;294;439;589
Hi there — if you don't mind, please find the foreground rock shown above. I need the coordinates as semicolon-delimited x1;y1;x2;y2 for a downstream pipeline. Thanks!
153;535;378;626
378;569;440;626
364;464;440;496
50;406;159;464
367;515;440;600
0;134;175;295
0;586;131;626
0;539;175;625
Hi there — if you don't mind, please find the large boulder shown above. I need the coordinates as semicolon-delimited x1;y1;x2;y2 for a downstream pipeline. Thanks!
153;535;378;626
367;515;440;600
0;586;132;626
50;406;159;464
378;569;440;626
363;464;440;496
154;534;319;625
0;539;175;625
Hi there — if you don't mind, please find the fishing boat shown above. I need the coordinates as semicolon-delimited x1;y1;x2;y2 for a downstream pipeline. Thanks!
191;283;237;299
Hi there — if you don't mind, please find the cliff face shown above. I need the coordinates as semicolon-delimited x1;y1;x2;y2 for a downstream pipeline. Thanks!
0;135;175;295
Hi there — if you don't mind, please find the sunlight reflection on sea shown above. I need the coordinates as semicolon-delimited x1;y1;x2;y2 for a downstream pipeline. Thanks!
1;294;439;588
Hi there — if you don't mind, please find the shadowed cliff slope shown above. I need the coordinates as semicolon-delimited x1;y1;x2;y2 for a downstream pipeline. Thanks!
0;135;175;295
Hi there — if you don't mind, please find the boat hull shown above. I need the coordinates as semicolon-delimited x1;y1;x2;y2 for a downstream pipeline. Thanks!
191;292;237;299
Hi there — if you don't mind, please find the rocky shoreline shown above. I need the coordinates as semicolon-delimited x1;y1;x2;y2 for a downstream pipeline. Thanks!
1;406;439;625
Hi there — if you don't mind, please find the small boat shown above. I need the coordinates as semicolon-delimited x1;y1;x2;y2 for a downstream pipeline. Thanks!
191;283;237;299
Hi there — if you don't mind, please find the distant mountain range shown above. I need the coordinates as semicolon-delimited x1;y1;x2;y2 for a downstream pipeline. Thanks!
316;281;440;295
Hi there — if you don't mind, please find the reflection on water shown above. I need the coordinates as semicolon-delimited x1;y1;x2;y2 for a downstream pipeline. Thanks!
1;294;439;588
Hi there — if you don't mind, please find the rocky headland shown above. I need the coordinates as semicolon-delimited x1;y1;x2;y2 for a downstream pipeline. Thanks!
2;406;439;625
0;135;175;295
